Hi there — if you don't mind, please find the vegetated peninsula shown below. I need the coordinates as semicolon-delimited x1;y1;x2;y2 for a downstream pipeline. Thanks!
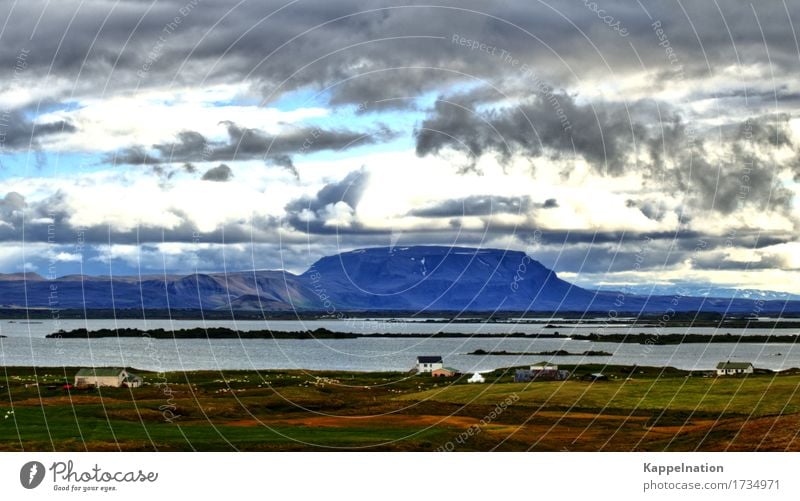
47;327;360;339
45;328;800;344
569;332;800;344
45;328;567;340
468;349;612;356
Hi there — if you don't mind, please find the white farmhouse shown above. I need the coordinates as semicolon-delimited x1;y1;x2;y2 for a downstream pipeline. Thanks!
74;368;142;388
715;362;753;376
416;356;444;373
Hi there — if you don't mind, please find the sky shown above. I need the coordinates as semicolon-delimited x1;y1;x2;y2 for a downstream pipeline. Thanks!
0;0;799;294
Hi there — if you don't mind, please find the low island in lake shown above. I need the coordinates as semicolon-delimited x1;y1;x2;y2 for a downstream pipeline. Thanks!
44;327;800;344
468;349;613;356
569;332;800;344
45;327;569;340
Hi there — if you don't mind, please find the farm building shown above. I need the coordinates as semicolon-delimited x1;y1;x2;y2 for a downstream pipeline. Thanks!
415;356;443;373
123;373;143;387
716;361;753;376
514;364;570;382
530;361;559;371
431;367;459;377
74;368;142;388
582;373;608;382
467;372;485;384
530;361;562;380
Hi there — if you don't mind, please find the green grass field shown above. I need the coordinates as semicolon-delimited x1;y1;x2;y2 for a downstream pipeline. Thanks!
2;365;799;451
403;377;800;416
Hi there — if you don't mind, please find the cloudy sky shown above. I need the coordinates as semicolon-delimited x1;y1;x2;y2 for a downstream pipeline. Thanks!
1;0;799;293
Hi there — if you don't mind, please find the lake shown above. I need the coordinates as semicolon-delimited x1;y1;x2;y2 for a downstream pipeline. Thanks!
1;319;799;372
1;318;798;337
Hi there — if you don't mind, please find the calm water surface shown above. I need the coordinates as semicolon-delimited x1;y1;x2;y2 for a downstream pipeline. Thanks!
1;319;798;372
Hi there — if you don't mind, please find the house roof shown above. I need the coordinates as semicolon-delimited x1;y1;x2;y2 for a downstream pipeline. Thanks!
417;356;443;363
75;367;126;377
716;362;753;370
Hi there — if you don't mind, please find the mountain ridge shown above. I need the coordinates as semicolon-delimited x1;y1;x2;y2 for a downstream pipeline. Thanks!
0;245;797;314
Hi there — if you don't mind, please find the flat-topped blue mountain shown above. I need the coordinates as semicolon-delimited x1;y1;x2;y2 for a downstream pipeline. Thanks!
302;246;582;311
0;246;797;314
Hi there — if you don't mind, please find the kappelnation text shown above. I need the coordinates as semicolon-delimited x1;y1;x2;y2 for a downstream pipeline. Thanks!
644;463;723;476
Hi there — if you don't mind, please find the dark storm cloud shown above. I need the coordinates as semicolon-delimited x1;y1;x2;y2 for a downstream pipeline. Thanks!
416;87;797;215
0;192;26;220
545;229;795;256
2;1;798;111
201;163;233;182
625;198;669;221
0;109;76;154
3;0;797;220
105;122;396;170
1;187;794;278
415;91;644;175
266;154;298;179
154;130;209;161
0;191;69;244
521;229;799;275
410;195;531;217
690;252;794;271
530;243;684;275
0;190;285;245
284;169;372;234
409;195;560;218
106;146;158;166
666;114;797;215
218;121;396;160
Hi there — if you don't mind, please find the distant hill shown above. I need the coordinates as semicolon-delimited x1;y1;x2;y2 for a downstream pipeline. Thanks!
0;246;797;314
606;283;800;302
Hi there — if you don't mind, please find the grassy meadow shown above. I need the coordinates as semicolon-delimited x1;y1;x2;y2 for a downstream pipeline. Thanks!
1;365;799;451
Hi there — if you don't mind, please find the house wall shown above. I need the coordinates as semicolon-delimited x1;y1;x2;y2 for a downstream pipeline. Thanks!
532;369;560;381
74;373;125;387
716;367;753;376
418;362;443;373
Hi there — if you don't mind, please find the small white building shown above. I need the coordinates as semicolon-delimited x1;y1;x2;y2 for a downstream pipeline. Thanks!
715;361;753;376
74;368;142;388
416;356;443;373
467;372;485;384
